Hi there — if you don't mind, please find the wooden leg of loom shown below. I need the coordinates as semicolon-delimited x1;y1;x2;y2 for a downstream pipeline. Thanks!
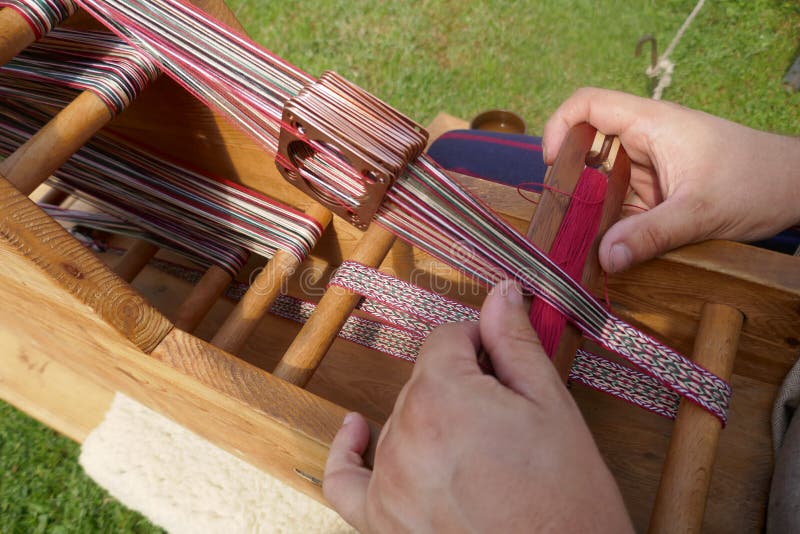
173;265;232;332
113;240;159;283
211;204;333;354
648;302;743;533
0;91;112;195
0;7;37;67
272;224;396;387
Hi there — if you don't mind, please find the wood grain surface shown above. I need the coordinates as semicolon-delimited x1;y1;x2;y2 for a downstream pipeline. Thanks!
0;176;173;351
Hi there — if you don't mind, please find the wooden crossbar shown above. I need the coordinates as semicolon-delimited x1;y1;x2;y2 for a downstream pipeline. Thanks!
211;202;333;354
113;240;159;282
273;223;396;386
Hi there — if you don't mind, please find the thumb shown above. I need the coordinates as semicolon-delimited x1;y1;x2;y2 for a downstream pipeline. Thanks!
480;279;560;401
323;412;371;530
599;198;701;273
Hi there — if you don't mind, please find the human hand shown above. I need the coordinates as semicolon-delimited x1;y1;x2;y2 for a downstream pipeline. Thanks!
543;88;800;273
323;280;633;533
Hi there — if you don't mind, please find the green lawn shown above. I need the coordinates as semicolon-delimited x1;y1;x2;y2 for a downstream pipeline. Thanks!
2;0;799;531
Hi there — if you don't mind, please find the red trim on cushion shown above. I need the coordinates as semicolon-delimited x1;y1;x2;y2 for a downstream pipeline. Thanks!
438;131;543;152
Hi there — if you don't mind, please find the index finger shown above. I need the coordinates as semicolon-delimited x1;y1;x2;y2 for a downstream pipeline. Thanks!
541;87;656;165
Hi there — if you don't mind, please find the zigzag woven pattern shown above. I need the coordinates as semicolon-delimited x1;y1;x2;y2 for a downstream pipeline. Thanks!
329;261;696;420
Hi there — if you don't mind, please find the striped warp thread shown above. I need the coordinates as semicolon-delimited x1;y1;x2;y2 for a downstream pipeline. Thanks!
1;27;159;114
0;99;322;273
0;0;76;38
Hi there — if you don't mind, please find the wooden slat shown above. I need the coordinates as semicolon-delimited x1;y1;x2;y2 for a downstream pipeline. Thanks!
649;303;743;533
0;7;36;66
1;91;112;195
0;175;172;352
273;224;397;386
211;203;333;354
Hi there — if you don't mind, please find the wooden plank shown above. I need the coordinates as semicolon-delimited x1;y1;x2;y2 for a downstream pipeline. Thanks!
608;250;800;384
0;327;113;443
0;176;173;352
0;236;349;503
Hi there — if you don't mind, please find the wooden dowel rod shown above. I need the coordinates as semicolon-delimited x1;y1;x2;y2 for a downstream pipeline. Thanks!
273;224;396;387
173;264;232;332
0;7;37;66
0;91;112;195
212;204;333;354
211;249;299;352
37;187;69;206
648;302;743;534
112;240;159;283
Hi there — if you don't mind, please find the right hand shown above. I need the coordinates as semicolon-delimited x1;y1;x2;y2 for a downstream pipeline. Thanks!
542;87;800;273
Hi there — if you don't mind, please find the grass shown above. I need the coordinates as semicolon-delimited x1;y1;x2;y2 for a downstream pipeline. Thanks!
0;402;162;534
230;0;800;134
2;0;799;531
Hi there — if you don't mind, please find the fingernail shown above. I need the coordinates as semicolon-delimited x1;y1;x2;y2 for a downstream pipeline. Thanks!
541;143;548;163
492;279;523;305
343;412;358;426
609;243;632;273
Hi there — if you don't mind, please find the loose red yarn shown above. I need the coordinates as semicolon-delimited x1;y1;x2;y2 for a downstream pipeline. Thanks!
529;167;607;357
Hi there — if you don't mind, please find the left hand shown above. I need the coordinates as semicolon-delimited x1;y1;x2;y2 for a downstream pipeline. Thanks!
323;280;632;533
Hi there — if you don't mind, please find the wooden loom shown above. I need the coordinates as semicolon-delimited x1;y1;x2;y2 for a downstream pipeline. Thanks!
0;1;798;532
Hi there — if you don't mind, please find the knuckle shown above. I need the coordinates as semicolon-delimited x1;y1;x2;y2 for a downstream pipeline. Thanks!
395;378;447;447
504;322;538;348
638;222;671;257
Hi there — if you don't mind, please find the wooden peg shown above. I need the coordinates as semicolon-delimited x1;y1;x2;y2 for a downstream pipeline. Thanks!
173;264;232;332
648;302;743;534
0;91;112;195
272;223;396;387
0;7;37;67
212;204;333;354
113;240;159;283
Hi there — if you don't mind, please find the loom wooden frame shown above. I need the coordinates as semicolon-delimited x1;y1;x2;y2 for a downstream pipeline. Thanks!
0;1;798;531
